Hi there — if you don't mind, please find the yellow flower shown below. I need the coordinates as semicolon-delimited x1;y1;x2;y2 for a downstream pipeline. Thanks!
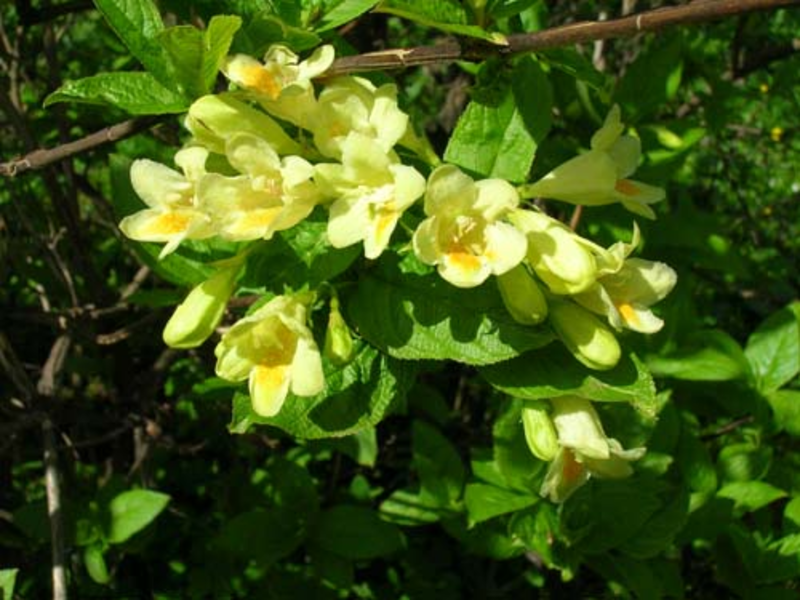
223;44;334;127
119;147;214;258
522;106;665;219
197;133;320;241
540;396;645;503
215;295;324;418
574;257;677;334
771;127;784;142
316;133;425;259
310;76;409;159
413;165;527;288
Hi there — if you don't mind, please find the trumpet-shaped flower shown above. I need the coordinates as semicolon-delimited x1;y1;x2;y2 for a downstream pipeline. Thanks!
540;396;645;503
413;165;527;288
509;209;598;295
574;258;677;333
522;106;665;218
185;93;299;156
119;147;214;258
215;295;324;418
223;44;334;127
311;76;409;159
197;133;320;241
548;300;621;370
316;133;425;259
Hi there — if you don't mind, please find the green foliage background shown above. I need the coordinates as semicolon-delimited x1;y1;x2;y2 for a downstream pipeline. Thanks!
1;1;800;598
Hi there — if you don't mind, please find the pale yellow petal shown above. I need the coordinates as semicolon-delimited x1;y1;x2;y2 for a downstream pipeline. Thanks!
412;217;441;266
290;335;325;397
482;221;527;276
327;196;369;249
551;396;610;460
130;160;190;208
424;165;476;216
249;363;292;417
473;178;520;220
439;251;491;288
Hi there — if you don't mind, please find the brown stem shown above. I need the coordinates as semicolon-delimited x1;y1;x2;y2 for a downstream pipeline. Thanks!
325;0;800;75
0;117;161;176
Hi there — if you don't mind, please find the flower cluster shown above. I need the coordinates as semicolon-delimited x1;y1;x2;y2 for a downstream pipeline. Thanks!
118;42;676;479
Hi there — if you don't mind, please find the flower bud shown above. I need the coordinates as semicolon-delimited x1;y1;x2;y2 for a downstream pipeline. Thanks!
185;94;299;156
496;265;548;325
163;262;240;349
324;296;355;366
509;210;597;295
521;401;559;461
549;301;621;370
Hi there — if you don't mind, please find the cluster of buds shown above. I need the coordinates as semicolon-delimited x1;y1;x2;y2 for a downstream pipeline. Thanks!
522;396;645;502
118;44;675;439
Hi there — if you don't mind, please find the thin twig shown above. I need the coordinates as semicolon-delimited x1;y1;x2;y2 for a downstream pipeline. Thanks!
0;117;160;176
43;417;68;600
324;0;800;75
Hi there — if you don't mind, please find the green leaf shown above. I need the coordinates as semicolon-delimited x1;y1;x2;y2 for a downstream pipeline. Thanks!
618;489;689;559
375;0;506;43
538;47;608;91
83;543;111;585
767;390;800;437
508;503;559;567
314;0;381;32
229;343;415;439
214;458;318;565
45;72;187;115
647;330;751;381
444;58;551;183
239;12;322;55
311;427;378;466
615;33;683;122
240;211;361;293
481;346;656;407
379;489;448;526
413;420;465;507
717;443;772;483
107;489;170;544
561;479;663;554
717;481;787;514
203;16;243;90
157;16;241;99
346;254;554;366
464;483;537;526
745;303;800;394
442;516;523;560
676;422;717;494
308;545;354;590
783;496;800;534
313;505;405;559
0;569;18;600
93;0;173;87
493;399;545;493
